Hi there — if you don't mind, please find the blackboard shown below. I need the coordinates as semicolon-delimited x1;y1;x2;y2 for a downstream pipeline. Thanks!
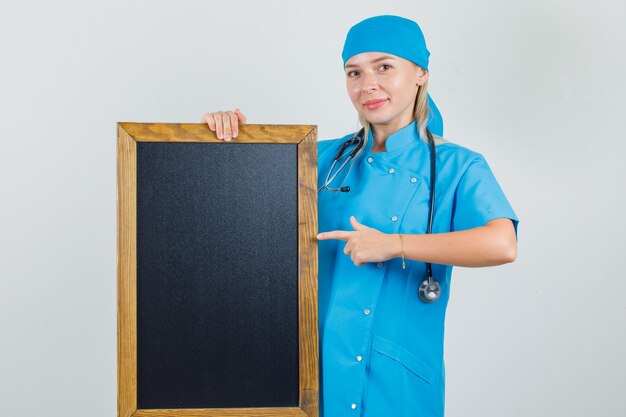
117;123;319;417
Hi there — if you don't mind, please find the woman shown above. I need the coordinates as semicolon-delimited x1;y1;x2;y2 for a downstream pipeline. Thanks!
201;14;518;417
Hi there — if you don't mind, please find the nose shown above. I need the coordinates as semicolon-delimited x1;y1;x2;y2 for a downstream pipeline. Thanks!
361;72;378;93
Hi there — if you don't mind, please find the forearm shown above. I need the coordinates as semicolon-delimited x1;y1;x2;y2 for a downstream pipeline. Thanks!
392;218;517;268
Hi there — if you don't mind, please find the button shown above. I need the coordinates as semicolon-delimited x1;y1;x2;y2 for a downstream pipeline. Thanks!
391;215;398;222
410;177;417;183
367;157;373;163
351;403;357;410
356;355;363;362
363;308;371;315
388;168;395;174
376;262;383;268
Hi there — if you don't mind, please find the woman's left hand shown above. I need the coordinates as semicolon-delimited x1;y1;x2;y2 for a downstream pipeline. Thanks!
317;216;399;266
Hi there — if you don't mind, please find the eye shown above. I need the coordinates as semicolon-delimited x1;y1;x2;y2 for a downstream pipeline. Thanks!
380;64;391;71
347;70;358;78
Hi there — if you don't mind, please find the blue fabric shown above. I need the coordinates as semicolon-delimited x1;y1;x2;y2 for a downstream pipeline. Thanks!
317;121;519;417
426;95;443;138
341;15;443;136
342;15;431;71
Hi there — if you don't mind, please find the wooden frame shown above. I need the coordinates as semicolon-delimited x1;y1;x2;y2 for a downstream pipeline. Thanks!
117;123;318;417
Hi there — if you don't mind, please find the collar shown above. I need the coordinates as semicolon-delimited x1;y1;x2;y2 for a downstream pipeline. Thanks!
366;120;420;154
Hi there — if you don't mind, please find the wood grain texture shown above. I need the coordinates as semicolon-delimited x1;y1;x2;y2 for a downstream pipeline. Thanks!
117;125;138;417
118;123;316;143
297;127;319;417
117;122;319;417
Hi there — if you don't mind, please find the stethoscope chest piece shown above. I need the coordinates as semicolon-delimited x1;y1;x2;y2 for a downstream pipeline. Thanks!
418;278;441;303
320;127;443;303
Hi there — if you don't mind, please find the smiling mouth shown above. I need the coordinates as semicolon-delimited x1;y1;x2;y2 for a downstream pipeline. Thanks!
364;99;388;110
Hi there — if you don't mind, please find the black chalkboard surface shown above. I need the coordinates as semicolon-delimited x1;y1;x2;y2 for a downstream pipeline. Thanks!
136;142;299;408
117;123;319;417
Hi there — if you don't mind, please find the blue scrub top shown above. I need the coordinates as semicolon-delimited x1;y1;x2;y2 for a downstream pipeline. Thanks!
317;120;519;417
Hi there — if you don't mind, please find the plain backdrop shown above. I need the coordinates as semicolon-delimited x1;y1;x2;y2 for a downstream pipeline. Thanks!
1;0;625;416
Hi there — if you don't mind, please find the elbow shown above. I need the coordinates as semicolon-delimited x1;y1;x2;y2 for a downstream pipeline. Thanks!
501;241;517;264
496;236;517;264
485;218;517;265
486;243;516;266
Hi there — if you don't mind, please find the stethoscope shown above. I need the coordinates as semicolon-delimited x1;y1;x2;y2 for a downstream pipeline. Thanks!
318;127;442;303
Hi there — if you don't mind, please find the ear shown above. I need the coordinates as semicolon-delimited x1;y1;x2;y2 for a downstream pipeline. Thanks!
416;67;429;86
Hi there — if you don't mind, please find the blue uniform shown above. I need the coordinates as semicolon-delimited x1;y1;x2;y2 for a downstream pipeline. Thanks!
317;120;519;417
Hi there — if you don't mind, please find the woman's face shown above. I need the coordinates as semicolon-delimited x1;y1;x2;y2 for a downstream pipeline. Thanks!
345;52;428;128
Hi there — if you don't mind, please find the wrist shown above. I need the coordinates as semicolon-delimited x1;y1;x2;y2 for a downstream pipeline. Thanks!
394;233;403;258
397;234;407;269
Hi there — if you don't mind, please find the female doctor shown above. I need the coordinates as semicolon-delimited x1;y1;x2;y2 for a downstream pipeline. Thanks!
201;14;519;417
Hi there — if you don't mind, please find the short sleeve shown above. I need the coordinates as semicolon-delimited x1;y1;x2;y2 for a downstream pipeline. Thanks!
451;155;519;238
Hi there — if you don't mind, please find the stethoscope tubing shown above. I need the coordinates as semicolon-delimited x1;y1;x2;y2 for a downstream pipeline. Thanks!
318;133;365;192
319;126;441;303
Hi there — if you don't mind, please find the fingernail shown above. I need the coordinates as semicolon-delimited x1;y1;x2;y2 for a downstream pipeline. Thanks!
233;131;237;138
225;135;231;140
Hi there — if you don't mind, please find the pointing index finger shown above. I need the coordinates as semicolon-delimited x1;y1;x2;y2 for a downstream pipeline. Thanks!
317;230;352;241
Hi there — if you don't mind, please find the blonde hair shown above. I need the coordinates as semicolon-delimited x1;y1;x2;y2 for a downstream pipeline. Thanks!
352;76;446;162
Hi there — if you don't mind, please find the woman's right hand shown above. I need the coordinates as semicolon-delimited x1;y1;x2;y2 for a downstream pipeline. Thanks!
200;108;247;141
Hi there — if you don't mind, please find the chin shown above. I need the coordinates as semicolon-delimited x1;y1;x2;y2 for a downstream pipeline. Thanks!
363;114;393;125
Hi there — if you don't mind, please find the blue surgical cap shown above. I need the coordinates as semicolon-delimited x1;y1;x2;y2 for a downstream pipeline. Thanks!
341;15;444;136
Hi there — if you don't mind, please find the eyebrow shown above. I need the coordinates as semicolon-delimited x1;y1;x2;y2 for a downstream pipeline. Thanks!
345;55;397;69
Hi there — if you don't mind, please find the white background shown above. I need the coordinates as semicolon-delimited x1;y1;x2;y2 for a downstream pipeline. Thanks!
1;0;625;416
